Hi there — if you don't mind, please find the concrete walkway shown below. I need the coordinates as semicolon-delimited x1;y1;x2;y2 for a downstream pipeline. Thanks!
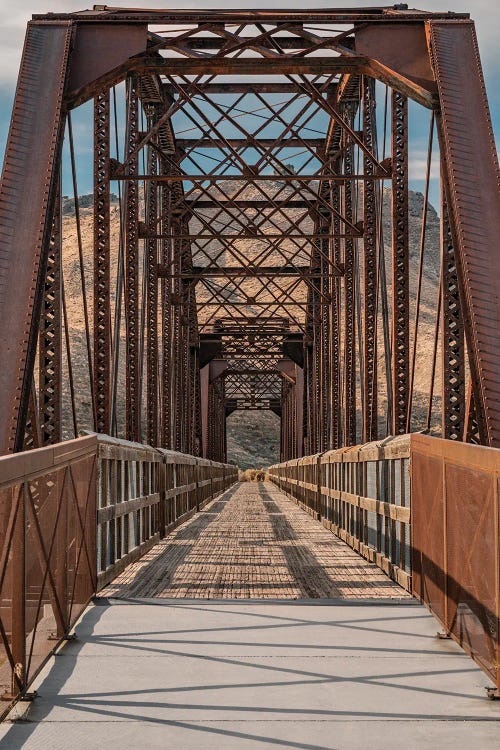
0;599;497;749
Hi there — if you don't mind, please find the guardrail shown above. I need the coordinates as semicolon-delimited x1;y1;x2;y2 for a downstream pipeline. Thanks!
269;433;499;692
268;434;411;590
0;434;237;712
96;437;237;588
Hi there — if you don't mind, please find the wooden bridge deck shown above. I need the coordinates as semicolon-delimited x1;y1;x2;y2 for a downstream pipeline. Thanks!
102;482;408;600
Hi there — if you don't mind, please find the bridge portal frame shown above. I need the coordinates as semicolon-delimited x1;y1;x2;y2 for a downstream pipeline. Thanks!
0;6;499;462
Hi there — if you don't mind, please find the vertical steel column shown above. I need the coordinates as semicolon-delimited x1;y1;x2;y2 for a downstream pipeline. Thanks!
320;215;331;451
93;90;111;434
124;77;140;442
145;114;159;447
330;183;342;448
391;90;410;436
441;188;465;440
343;136;357;445
39;175;62;444
362;76;378;442
172;231;183;452
161;188;173;449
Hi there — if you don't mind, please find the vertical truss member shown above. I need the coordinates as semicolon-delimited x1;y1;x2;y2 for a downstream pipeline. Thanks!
391;91;410;436
208;377;226;462
362;76;378;443
160;181;173;450
145;103;160;447
330;182;342;449
319;212;331;452
94;90;111;434
39;172;62;445
124;76;140;442
343;121;357;446
441;189;465;440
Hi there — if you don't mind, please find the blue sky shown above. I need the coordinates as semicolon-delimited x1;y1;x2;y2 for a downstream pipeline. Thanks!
0;1;498;211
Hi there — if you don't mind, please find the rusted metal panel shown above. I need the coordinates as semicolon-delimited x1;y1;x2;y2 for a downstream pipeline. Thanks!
0;436;97;710
355;23;437;94
0;432;237;713
429;21;500;447
67;23;147;96
0;22;72;454
411;434;500;690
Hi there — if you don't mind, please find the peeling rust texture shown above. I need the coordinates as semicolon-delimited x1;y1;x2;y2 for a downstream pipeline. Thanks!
0;22;72;454
429;21;500;447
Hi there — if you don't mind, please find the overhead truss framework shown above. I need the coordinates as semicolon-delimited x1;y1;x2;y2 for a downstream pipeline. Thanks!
0;6;499;462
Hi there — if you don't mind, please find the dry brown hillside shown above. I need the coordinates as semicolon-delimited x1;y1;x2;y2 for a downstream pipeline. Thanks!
60;186;441;468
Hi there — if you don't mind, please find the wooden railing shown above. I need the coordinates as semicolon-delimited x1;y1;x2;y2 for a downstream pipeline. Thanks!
268;434;411;590
96;437;237;588
0;434;237;713
269;433;500;692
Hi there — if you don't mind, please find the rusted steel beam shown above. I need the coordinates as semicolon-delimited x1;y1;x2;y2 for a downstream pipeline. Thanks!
430;21;500;446
331;184;342;449
177;138;325;149
124;76;140;442
0;22;71;454
362;76;378;443
391;90;410;437
167;83;314;95
35;10;470;22
115;173;390;182
157;265;342;278
343;133;357;446
441;188;465;441
93;90;112;435
39;176;62;445
161;188;173;450
145;108;160;447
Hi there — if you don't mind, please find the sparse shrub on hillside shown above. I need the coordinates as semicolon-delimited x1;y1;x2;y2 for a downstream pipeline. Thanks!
239;468;267;482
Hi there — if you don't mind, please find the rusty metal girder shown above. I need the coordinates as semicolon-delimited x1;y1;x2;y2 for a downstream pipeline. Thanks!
362;76;378;443
441;189;465;441
93;90;112;435
124;77;140;443
0;22;71;454
391;90;410;436
430;20;500;446
39;176;62;446
0;10;499;468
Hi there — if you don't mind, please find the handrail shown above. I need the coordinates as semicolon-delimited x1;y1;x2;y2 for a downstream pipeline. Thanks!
268;434;411;590
0;434;237;714
269;432;500;692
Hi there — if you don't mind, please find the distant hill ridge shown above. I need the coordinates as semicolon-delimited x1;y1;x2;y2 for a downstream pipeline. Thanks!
60;187;441;468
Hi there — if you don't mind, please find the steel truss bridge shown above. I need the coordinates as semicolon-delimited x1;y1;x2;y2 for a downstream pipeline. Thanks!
0;4;499;730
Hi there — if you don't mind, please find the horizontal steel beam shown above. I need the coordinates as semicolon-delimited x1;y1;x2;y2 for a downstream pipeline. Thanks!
114;173;390;182
166;83;334;95
35;10;470;23
177;138;326;149
157;265;343;278
133;55;367;76
143;231;360;240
